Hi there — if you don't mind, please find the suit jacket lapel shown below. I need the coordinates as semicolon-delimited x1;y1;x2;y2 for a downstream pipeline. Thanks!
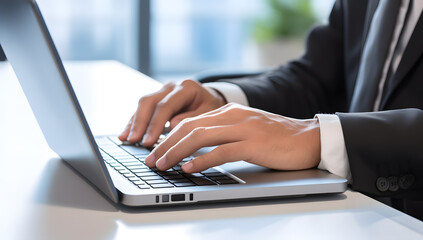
362;0;380;49
348;0;379;105
380;13;423;109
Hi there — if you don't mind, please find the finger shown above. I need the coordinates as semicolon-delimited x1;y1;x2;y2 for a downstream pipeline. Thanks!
154;125;245;170
169;106;211;129
142;86;196;146
145;113;231;167
196;102;240;117
166;105;252;147
126;97;159;143
168;98;237;128
118;115;134;141
182;141;248;173
145;106;251;167
126;84;176;143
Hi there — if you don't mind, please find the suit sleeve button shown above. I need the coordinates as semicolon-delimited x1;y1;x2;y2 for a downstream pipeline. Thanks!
399;174;415;190
388;176;399;191
376;177;389;192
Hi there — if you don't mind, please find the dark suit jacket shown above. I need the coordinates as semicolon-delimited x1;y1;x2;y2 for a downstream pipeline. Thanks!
203;0;423;216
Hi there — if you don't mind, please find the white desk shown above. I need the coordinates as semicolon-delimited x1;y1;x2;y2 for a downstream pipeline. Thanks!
1;61;422;240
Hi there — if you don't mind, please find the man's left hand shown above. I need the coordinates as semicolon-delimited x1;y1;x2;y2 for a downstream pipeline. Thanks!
144;103;321;173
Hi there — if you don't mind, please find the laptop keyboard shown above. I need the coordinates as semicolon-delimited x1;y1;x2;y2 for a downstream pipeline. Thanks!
95;136;239;190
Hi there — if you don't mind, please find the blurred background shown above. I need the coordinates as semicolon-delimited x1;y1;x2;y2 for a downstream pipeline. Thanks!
0;0;335;82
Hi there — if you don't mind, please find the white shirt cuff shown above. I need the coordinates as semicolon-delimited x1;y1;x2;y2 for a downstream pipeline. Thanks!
315;114;352;183
203;82;250;106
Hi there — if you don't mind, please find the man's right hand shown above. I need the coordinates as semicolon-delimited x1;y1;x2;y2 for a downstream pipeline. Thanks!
118;79;227;146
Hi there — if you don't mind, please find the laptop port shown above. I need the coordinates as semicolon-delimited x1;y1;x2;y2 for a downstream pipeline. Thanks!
171;194;185;202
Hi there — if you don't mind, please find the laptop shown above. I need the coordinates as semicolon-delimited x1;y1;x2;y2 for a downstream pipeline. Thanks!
0;0;347;207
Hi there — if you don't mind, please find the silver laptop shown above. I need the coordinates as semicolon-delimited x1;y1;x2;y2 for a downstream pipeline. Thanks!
0;0;347;207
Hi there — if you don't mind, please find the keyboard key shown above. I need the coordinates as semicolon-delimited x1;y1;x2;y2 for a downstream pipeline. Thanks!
190;177;217;186
173;182;196;187
99;145;120;150
114;154;137;159
138;185;151;189
135;172;157;177
109;163;121;168
168;178;192;183
134;154;149;160
102;155;113;160
118;169;131;174
123;173;136;178
106;158;118;162
183;172;204;178
134;171;157;176
132;168;153;173
162;174;186;180
208;175;232;180
117;159;139;164
157;170;179;176
133;180;146;185
214;179;239;185
122;162;143;167
150;183;174;188
145;179;169;185
114;166;126;171
104;149;129;156
120;145;151;155
104;158;117;163
128;176;140;181
203;172;227;177
126;165;148;170
140;175;164;181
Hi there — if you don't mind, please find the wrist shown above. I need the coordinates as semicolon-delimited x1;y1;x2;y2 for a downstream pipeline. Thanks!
206;86;227;106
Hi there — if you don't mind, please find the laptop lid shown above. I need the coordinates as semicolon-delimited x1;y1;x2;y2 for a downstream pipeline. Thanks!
0;0;119;203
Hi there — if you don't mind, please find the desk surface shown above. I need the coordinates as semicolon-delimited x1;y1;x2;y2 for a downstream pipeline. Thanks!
1;61;422;240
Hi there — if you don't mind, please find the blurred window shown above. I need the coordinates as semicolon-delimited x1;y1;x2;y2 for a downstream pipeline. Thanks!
151;0;335;80
37;0;139;69
35;0;335;80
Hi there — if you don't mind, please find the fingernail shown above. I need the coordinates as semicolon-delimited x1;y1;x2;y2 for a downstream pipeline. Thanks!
127;132;135;142
141;134;151;145
156;157;166;170
118;134;125;141
182;161;193;172
144;153;155;166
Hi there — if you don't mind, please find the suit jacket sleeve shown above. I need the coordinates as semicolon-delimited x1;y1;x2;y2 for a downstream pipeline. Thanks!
337;109;423;199
200;1;347;119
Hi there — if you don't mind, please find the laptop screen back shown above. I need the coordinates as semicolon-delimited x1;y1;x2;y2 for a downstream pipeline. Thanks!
0;0;118;202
